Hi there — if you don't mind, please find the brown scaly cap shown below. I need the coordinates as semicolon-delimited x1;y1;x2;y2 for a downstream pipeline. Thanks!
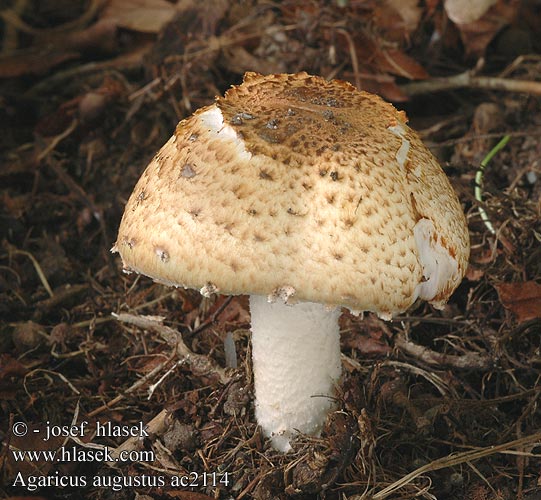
113;72;470;317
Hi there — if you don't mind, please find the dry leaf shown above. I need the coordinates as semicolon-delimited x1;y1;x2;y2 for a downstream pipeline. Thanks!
0;354;28;400
444;0;499;24
4;423;64;479
359;78;409;102
465;265;485;282
221;45;284;76
425;0;441;16
341;314;392;356
375;0;422;40
101;0;177;33
0;13;117;78
215;296;250;326
0;354;29;379
496;281;541;323
0;49;79;78
445;0;518;57
454;102;503;164
379;48;429;80
342;332;391;356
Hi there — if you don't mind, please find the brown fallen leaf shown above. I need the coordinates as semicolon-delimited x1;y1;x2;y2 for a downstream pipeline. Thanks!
446;0;518;58
0;355;26;401
359;77;410;102
342;331;391;357
341;314;392;356
346;30;428;100
0;14;117;78
496;281;541;323
374;0;423;41
221;45;284;76
465;264;485;282
453;102;503;164
0;354;29;379
101;0;177;33
4;422;64;479
0;49;79;78
425;0;441;16
379;48;429;80
444;0;499;24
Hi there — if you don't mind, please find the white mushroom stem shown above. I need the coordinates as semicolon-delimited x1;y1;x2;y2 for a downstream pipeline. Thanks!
249;294;342;452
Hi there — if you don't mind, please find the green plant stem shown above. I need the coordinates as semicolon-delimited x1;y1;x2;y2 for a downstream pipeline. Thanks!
475;135;511;234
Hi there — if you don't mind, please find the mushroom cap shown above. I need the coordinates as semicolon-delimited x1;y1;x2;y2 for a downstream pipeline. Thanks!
113;72;470;318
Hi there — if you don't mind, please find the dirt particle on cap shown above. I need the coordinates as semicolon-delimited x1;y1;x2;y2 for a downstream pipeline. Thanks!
134;190;147;208
180;164;196;178
269;285;296;303
231;112;255;125
322;109;334;121
155;247;169;262
200;282;219;297
188;207;201;219
259;170;274;180
259;130;281;144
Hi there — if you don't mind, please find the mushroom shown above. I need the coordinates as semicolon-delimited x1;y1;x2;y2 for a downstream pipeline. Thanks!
112;72;470;452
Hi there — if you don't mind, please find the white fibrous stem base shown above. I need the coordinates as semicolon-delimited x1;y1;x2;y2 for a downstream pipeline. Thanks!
249;294;342;452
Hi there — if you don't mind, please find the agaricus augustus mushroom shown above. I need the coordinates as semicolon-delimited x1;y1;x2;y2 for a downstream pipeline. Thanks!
113;72;470;452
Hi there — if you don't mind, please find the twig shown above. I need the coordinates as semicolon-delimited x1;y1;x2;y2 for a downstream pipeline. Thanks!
191;295;234;334
70;291;178;330
431;130;541;148
394;333;492;370
7;246;54;298
382;360;455;398
336;28;361;90
400;71;541;96
113;312;231;385
363;430;541;499
46;157;113;271
34;283;89;314
36;119;78;162
1;0;102;36
393;315;468;326
475;135;510;235
467;460;500;497
106;409;173;465
87;352;176;418
23;368;80;396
